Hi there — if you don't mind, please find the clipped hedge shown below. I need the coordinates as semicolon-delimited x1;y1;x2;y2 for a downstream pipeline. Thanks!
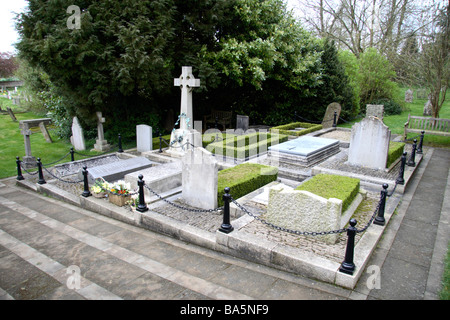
207;132;288;160
295;174;360;213
387;141;405;168
217;163;278;207
270;121;323;137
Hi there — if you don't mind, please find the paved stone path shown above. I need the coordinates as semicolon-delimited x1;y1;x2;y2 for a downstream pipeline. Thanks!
0;147;448;302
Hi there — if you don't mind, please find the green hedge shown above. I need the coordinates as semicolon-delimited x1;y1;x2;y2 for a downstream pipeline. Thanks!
295;174;360;213
207;132;288;159
387;141;405;168
270;122;323;137
217;163;278;207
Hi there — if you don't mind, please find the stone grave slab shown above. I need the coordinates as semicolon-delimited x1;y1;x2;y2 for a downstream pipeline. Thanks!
82;156;155;183
268;136;340;167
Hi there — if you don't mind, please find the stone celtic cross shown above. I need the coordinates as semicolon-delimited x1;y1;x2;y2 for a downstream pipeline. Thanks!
174;66;200;131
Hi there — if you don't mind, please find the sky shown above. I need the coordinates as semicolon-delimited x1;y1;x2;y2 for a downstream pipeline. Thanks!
0;0;301;54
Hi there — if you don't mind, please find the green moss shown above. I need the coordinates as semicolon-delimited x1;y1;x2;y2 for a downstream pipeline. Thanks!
270;122;323;137
295;174;360;213
387;141;405;168
217;163;278;207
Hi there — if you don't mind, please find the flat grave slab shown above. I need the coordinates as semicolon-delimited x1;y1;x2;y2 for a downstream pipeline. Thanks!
81;156;155;183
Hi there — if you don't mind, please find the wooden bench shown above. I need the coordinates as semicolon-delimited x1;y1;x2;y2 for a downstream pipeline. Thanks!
404;114;450;139
203;109;233;131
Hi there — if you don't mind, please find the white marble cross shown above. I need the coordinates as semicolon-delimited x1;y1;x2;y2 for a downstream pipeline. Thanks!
174;66;200;131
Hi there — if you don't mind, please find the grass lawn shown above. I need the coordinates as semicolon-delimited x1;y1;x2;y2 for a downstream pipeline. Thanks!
338;87;450;148
0;97;120;179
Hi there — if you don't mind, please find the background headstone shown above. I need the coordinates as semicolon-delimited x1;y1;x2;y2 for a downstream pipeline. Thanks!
70;116;86;151
423;96;432;116
405;89;413;103
348;116;391;170
366;104;384;120
136;124;153;152
93;111;110;152
322;102;341;129
236;115;249;132
182;147;218;210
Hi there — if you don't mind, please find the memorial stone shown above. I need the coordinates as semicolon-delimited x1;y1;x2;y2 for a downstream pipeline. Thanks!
423;98;432;116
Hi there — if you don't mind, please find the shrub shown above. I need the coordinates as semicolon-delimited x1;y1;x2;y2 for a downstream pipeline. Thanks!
295;174;360;213
217;163;278;207
270;122;323;136
206;132;288;160
387;142;405;168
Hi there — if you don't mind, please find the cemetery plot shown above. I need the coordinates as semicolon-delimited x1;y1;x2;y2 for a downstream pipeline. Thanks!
270;121;322;137
205;131;288;161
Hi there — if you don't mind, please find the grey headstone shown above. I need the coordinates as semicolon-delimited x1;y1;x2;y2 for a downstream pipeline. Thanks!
236;115;249;132
405;89;413;103
366;104;384;120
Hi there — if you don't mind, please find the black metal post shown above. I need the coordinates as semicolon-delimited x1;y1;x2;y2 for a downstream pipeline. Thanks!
70;147;75;162
339;218;357;275
374;183;388;226
407;139;417;167
332;111;337;127
219;187;234;234
16;156;24;181
396;152;407;185
37;158;46;185
81;166;91;197
136;174;148;212
118;134;123;153
159;131;163;153
417;131;424;154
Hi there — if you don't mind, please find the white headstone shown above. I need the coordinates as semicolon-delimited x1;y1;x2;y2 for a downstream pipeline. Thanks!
182;147;218;210
423;98;432;116
136;124;153;152
70;116;86;151
348;116;391;170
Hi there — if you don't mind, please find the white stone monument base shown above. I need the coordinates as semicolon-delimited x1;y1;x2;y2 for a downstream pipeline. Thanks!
166;129;202;157
93;139;110;152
